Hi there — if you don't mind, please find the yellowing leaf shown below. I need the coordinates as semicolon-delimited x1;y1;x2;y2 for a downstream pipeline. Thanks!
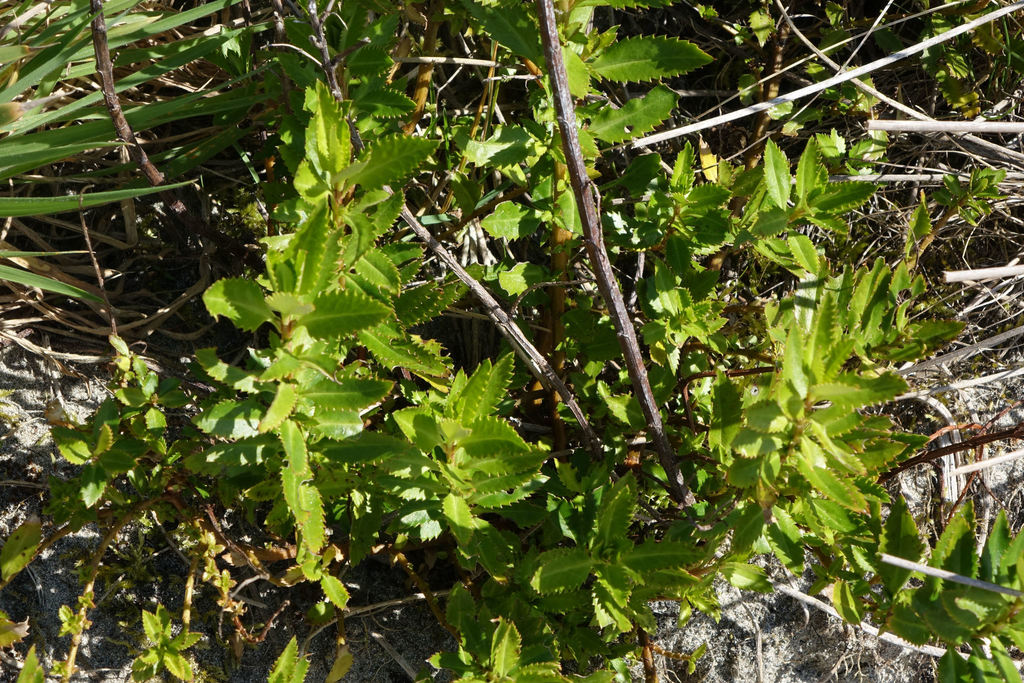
698;135;718;183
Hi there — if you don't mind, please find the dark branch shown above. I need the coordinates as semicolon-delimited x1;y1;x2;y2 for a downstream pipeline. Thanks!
535;0;694;506
89;0;262;270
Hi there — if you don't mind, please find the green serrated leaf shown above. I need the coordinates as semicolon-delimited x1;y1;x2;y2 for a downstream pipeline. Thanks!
456;354;513;423
933;502;978;579
787;234;819;276
350;134;438;191
590;36;712;82
194;398;263;439
194;348;260;393
886;601;934;645
288;203;341;296
460;0;542;61
259;383;298;433
905;202;932;263
832;580;864;624
811;181;876;215
763;139;790;209
592;577;633;632
268;637;309;683
490;618;521;678
588;85;678;143
464;125;537;168
321;575;349;610
809;373;906;410
988;638;1023;683
531;547;592;594
593;474;636;555
394;281;464;327
721;562;771;592
300;376;391;412
981;511;1011;583
1;519;41;582
351;85;416;118
795;137;823;203
480;201;541;240
767;507;804;575
79;462;107;508
708;372;742;451
203;278;275;332
879;496;924;595
299;290;390;338
358;325;449;377
622;540;704;572
459;415;529;458
731;503;766;553
443;493;479;545
280;420;325;557
350;247;402;299
796;442;868;512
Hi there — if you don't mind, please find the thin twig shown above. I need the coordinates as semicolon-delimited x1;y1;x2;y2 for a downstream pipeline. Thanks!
345;590;452;618
740;602;765;683
772;582;948;658
399;205;604;456
880;422;1024;483
868;120;1024;134
306;0;342;101
62;497;167;681
945;265;1024;283
830;173;1024;183
391;551;457;640
880;554;1024;597
537;0;693;505
77;198;116;337
89;0;262;269
951;447;1024;476
369;631;418;680
633;1;1024;148
637;628;658;683
774;0;1024;168
395;55;507;68
898;324;1024;376
90;0;164;187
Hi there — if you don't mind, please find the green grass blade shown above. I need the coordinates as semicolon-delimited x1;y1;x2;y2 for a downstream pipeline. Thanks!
0;264;101;302
0;180;189;217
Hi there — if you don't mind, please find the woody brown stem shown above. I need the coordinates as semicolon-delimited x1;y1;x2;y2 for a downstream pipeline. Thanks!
403;1;440;134
536;0;693;506
745;19;790;170
90;0;261;269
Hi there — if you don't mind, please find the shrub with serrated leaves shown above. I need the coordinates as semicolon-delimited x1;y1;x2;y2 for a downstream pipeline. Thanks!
5;1;1024;682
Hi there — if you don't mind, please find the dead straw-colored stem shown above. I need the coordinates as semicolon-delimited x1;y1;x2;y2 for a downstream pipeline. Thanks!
945;265;1024;283
951;447;1024;476
536;0;693;506
773;582;948;658
868;120;1024;134
634;0;1024;148
880;553;1024;597
774;0;1024;168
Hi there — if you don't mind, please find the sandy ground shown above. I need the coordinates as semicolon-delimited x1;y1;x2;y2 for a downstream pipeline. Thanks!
1;337;1018;682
